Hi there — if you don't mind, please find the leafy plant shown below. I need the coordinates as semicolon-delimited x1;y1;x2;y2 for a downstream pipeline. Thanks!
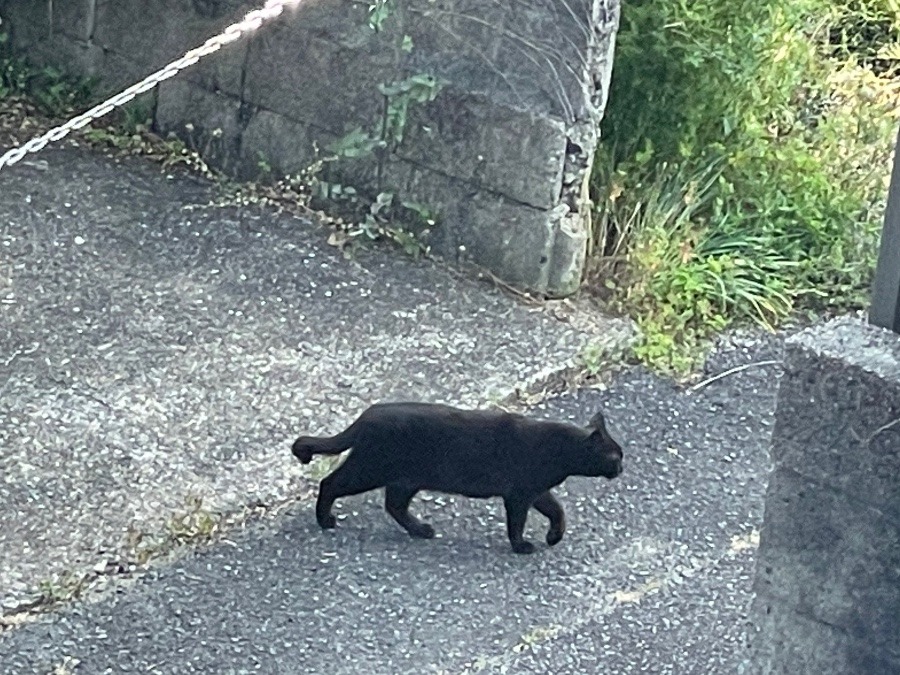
368;0;396;32
317;7;444;261
327;126;385;159
0;32;29;99
595;158;792;372
378;73;443;147
165;495;220;545
580;340;612;377
591;0;899;373
31;66;95;115
257;151;273;177
0;32;94;115
322;188;435;259
36;571;86;604
320;70;443;254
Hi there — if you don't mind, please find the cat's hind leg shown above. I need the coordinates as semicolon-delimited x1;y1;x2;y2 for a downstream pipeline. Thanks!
315;453;383;530
384;484;435;539
503;496;536;554
532;491;566;546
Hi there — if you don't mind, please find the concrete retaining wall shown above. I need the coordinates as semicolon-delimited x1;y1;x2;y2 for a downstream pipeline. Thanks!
750;318;900;674
0;0;620;296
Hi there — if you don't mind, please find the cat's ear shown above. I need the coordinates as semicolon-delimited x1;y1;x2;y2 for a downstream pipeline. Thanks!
587;411;607;432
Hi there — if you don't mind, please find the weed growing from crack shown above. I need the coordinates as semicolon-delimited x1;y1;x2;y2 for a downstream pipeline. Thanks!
127;494;222;565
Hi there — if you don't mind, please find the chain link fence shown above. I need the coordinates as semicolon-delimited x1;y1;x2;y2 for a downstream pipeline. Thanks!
0;0;301;172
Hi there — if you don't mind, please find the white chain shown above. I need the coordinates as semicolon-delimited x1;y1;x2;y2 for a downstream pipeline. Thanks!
0;0;301;173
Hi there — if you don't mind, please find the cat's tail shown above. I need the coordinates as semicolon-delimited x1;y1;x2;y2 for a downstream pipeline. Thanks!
291;426;357;464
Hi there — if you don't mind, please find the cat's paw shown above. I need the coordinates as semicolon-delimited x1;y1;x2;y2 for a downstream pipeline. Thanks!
546;528;564;547
511;540;536;555
317;514;337;529
291;440;313;464
410;523;436;539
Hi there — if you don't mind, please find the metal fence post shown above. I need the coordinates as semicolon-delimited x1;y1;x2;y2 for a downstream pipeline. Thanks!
870;127;900;334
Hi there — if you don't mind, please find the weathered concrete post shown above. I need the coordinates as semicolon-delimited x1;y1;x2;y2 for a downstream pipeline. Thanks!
748;318;900;673
0;0;621;296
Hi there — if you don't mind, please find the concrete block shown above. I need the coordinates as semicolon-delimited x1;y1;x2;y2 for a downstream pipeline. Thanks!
753;467;900;659
0;0;91;44
156;79;244;174
243;13;398;135
376;157;576;292
92;0;249;95
399;91;568;210
751;318;900;671
750;595;900;675
239;109;319;181
403;0;615;123
771;318;900;517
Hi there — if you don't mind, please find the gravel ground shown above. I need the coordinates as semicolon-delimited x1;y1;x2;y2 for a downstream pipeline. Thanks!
0;334;783;674
0;147;634;613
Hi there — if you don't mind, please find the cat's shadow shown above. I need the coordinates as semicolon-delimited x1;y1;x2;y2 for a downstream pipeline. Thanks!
282;490;564;564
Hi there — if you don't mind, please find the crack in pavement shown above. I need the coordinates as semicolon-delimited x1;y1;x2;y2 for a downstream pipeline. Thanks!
444;531;760;675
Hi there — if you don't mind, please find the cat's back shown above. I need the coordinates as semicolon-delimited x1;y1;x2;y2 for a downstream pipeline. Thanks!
353;403;532;456
360;402;520;436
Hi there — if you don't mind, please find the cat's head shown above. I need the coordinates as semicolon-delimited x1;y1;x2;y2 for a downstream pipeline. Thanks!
582;411;623;479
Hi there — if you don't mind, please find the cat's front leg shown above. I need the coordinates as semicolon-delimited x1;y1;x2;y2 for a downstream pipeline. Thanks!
503;496;535;554
532;491;565;546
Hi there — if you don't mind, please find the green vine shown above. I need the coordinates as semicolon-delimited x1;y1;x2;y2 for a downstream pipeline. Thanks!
368;0;396;32
317;2;444;258
326;72;442;164
378;73;442;148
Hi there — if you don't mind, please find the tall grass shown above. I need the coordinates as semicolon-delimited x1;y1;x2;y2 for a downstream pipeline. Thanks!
590;0;900;372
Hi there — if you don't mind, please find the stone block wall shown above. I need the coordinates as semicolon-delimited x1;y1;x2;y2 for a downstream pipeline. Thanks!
0;0;621;295
750;318;900;674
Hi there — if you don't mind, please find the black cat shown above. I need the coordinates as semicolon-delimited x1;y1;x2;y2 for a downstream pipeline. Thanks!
291;402;623;554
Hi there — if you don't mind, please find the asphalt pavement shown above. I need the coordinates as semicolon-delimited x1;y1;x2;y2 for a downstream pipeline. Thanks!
0;146;632;613
0;331;782;674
